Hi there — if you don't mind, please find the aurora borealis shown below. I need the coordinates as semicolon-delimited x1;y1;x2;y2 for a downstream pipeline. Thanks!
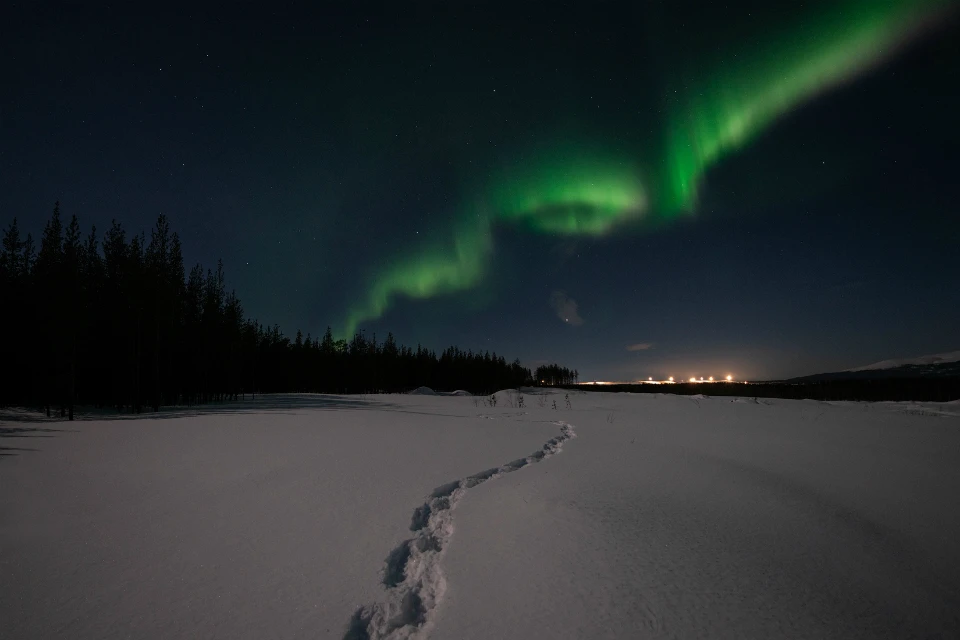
342;151;648;337
340;0;955;340
489;152;648;236
5;0;959;379
660;0;955;211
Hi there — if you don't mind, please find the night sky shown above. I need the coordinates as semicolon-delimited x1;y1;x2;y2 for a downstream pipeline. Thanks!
3;1;959;381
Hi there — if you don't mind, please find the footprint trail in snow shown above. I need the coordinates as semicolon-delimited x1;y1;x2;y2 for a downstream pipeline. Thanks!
343;421;577;640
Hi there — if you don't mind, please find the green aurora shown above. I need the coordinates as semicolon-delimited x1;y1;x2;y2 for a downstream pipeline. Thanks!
661;0;954;212
340;0;954;338
343;213;494;338
490;154;648;236
342;155;646;338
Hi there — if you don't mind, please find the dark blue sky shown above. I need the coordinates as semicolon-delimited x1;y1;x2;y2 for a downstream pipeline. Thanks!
3;2;958;380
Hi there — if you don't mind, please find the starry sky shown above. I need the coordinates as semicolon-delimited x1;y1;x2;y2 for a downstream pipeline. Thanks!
3;1;959;381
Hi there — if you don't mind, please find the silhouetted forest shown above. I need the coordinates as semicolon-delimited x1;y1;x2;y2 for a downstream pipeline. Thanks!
0;204;565;418
534;364;578;386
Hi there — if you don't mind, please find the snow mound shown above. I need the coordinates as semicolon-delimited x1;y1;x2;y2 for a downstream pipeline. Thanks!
519;386;550;395
448;390;472;397
408;386;437;395
849;349;960;371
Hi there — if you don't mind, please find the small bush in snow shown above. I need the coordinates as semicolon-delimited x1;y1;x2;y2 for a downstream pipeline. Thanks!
490;394;497;407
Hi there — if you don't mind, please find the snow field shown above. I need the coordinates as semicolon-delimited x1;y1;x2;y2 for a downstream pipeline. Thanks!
3;390;960;639
436;392;960;639
0;395;559;639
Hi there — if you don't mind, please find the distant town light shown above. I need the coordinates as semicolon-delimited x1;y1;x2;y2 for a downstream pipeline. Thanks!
648;377;653;381
668;376;674;382
689;377;696;382
708;376;714;382
726;375;732;381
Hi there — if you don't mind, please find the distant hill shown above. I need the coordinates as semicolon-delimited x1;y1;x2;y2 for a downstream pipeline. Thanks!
788;350;960;382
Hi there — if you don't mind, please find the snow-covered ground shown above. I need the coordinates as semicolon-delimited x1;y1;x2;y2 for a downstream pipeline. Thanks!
848;349;960;371
2;391;959;639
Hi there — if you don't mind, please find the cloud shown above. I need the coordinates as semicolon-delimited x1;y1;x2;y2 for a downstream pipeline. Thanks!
549;290;584;327
626;342;654;352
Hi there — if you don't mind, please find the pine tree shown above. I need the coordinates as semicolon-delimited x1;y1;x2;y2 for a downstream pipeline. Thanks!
36;202;64;416
81;225;103;408
102;221;128;409
0;219;25;406
128;232;145;412
62;215;82;419
147;215;172;410
1;218;23;276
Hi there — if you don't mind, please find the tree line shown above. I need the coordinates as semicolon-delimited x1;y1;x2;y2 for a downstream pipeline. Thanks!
534;364;579;386
0;204;571;418
567;378;960;403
